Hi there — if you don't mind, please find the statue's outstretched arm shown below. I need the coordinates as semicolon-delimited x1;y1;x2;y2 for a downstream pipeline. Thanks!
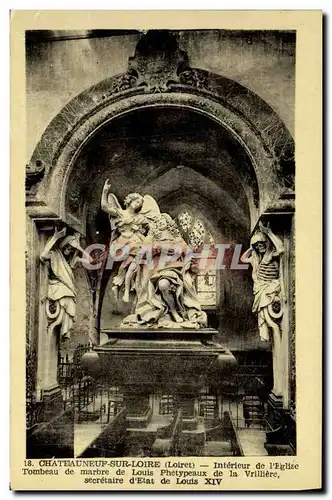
71;254;92;268
40;226;66;262
241;247;253;263
68;233;92;268
101;178;121;216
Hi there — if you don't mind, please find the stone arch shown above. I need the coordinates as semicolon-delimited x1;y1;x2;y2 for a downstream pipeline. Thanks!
25;32;296;427
27;67;294;235
26;32;295;340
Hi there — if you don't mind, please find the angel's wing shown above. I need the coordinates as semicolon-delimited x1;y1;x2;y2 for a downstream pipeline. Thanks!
140;195;160;220
107;193;122;211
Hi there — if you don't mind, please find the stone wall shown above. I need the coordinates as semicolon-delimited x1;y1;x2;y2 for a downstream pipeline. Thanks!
26;30;295;160
26;30;295;354
60;266;94;357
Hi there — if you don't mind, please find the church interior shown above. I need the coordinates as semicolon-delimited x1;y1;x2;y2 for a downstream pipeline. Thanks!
25;29;296;458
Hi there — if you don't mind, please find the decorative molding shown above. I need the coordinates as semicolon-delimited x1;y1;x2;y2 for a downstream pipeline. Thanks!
26;30;294;213
128;31;188;93
26;343;43;427
68;185;81;212
26;161;45;192
102;72;138;98
179;68;214;92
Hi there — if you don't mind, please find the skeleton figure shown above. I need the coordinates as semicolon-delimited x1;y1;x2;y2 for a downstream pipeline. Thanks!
241;222;285;395
40;227;90;339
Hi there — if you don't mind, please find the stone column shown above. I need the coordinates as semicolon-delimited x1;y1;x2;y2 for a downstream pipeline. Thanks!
259;208;296;455
266;213;294;428
242;207;295;441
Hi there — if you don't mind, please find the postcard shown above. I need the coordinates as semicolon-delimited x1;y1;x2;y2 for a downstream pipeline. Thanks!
10;10;322;491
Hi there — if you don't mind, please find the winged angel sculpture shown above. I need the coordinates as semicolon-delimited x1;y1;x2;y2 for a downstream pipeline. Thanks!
101;179;207;329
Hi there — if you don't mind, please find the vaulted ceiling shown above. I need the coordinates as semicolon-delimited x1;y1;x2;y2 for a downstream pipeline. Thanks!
66;106;259;247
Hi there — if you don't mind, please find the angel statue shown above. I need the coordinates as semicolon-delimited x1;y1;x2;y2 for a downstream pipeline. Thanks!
40;226;91;339
101;178;159;303
101;180;207;329
241;221;285;395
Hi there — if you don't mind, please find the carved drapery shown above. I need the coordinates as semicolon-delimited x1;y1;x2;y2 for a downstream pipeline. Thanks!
26;31;294;234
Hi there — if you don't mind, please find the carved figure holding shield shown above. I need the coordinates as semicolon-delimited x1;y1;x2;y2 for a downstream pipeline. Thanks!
40;226;91;339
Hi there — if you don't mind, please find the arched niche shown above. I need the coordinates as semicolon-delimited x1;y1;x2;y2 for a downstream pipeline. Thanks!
64;105;258;337
27;66;294;236
26;42;294;346
64;107;254;245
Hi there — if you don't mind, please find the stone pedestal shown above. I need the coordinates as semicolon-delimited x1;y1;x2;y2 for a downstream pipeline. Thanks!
41;386;63;421
264;392;296;456
267;392;284;430
82;328;237;438
82;328;236;391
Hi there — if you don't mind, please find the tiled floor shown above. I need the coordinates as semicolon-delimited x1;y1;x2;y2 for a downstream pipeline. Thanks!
74;395;111;456
204;440;233;456
74;399;268;457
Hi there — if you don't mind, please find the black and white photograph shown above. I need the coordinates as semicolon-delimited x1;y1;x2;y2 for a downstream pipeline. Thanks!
25;26;297;460
10;10;322;491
